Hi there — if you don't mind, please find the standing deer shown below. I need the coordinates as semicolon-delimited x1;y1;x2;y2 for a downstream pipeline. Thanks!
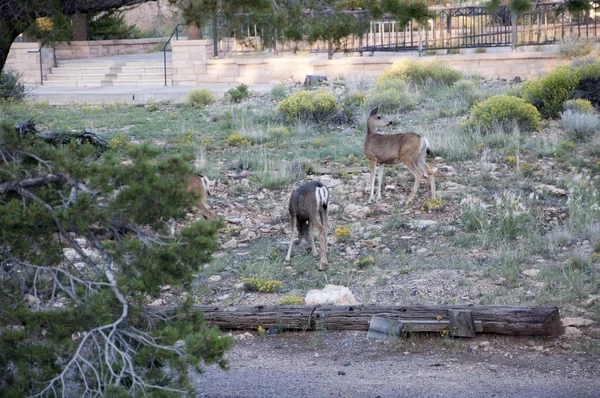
285;181;329;271
363;106;436;204
170;173;213;235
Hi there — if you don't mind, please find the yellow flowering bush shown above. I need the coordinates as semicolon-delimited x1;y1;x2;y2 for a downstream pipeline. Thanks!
242;277;283;293
109;132;132;150
226;133;251;147
420;198;446;212
278;295;305;305
334;225;351;242
353;256;375;269
278;90;340;121
465;95;540;133
563;98;595;113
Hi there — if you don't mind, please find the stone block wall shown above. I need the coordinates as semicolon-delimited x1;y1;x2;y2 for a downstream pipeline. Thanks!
5;42;53;86
54;38;163;60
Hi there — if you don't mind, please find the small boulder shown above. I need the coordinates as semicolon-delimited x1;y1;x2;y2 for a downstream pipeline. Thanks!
408;220;438;230
221;238;238;249
305;284;359;306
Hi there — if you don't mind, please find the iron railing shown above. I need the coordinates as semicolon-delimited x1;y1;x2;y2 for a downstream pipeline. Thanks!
162;23;183;86
210;1;600;56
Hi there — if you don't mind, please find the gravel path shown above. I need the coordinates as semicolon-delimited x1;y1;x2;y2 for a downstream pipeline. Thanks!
194;331;600;398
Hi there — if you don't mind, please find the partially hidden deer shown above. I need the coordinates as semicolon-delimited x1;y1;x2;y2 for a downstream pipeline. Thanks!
170;173;213;235
363;106;436;204
285;181;329;271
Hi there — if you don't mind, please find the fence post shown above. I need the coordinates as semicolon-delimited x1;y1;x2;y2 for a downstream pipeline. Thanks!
511;12;518;52
213;17;218;57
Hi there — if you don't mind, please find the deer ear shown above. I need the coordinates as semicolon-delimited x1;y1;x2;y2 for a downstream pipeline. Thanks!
369;106;379;117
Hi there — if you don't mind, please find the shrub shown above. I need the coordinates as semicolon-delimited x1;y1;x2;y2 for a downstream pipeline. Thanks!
186;88;215;109
278;295;304;305
522;66;580;118
268;126;292;146
242;277;283;293
378;59;463;87
563;98;595;113
560;110;600;141
353;256;375;269
270;84;288;101
0;68;26;101
465;95;540;133
365;87;415;113
278;90;341;122
227;83;250;103
225;133;251;147
334;225;351;242
571;57;600;108
558;36;597;59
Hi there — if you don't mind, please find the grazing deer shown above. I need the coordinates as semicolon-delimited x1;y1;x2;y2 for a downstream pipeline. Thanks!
285;181;329;271
170;173;213;235
363;106;436;204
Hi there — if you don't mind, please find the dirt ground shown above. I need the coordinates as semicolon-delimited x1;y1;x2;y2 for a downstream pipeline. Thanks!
194;330;600;398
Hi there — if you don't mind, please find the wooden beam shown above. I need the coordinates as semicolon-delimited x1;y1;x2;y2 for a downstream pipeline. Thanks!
148;304;563;337
449;309;476;338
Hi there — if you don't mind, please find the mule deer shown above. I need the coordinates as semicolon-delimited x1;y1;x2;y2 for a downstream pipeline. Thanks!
363;107;436;204
170;173;213;235
285;181;329;271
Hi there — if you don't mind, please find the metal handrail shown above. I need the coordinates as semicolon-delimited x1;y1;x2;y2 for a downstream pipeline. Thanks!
27;44;44;86
163;23;183;86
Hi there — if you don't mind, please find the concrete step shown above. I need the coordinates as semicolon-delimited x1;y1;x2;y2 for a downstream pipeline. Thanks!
49;65;171;75
45;73;172;81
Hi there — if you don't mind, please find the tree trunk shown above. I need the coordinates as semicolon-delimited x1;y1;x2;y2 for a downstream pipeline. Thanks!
187;23;201;40
0;27;21;76
149;305;563;337
72;13;88;41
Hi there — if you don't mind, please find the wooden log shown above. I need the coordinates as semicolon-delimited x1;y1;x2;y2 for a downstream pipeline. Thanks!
147;304;563;336
367;316;404;340
449;309;476;338
309;167;369;176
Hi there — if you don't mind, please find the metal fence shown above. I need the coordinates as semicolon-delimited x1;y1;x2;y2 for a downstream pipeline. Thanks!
210;1;600;56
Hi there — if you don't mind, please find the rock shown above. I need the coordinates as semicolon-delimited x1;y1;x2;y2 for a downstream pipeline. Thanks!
234;282;245;290
63;248;102;263
208;275;222;283
328;203;340;214
441;181;467;191
338;370;346;376
408;220;438;230
533;183;568;197
385;185;395;191
221;238;238;249
305;284;359;306
226;216;245;224
585;294;600;307
562;317;594;327
479;341;490;347
416;248;427;254
523;269;540;277
364;237;382;248
440;165;456;173
564;326;583;337
343;204;370;219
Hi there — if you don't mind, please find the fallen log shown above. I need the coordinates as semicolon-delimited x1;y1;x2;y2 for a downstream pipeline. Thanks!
309;167;369;176
149;304;563;336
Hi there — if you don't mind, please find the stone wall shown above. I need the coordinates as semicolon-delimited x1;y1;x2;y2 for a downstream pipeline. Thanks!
171;40;568;85
5;42;53;86
54;38;163;60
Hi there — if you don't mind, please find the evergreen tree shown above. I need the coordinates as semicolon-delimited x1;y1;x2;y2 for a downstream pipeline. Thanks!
0;123;231;397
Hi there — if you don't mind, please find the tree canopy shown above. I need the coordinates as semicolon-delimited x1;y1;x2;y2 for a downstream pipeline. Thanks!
0;0;155;73
0;122;231;396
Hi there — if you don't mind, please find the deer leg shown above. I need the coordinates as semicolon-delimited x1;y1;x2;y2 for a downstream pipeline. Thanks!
309;221;318;256
376;163;385;201
318;210;328;270
417;154;436;200
405;163;423;205
198;204;214;220
285;216;296;262
368;159;377;203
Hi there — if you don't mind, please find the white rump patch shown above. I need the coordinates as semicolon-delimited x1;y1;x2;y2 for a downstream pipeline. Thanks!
315;186;329;208
421;137;430;152
200;175;211;195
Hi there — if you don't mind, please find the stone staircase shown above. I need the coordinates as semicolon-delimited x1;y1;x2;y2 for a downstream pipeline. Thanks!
43;54;172;87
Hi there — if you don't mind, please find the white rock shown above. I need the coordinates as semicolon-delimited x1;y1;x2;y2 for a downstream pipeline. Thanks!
562;317;594;327
564;326;583;337
208;275;222;282
221;238;238;249
343;204;369;219
523;269;540;277
305;284;359;306
408;220;438;230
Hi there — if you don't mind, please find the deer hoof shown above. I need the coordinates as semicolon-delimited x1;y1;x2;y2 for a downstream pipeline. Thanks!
284;256;291;263
318;264;328;271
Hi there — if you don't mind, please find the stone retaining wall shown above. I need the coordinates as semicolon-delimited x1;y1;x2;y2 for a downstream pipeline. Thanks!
54;38;163;60
5;42;53;86
171;40;568;85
